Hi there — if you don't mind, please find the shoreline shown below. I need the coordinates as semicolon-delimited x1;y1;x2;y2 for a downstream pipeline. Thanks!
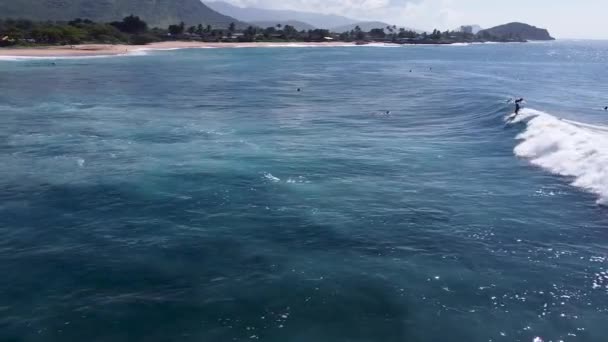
0;40;545;59
0;41;363;58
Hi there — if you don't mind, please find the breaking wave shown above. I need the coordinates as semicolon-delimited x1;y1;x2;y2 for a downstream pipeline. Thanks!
510;108;608;205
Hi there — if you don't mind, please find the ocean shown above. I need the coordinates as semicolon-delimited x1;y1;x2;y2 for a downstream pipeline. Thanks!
1;41;607;342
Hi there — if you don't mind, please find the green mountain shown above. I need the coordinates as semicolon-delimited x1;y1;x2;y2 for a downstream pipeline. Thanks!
478;22;554;41
0;0;243;28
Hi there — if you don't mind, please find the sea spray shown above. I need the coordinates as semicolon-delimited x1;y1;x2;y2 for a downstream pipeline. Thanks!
512;109;608;205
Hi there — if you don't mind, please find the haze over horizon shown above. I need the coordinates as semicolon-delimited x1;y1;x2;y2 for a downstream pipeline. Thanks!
214;0;608;39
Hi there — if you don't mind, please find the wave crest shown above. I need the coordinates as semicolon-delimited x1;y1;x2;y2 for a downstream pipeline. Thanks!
511;109;608;205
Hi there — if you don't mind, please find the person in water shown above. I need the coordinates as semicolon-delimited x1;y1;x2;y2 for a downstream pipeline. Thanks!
604;106;607;111
514;98;524;115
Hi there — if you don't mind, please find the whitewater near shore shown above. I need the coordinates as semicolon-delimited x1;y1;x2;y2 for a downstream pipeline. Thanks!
0;41;361;58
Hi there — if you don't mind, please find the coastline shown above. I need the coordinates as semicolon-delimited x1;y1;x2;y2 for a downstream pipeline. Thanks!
0;40;547;59
0;41;361;58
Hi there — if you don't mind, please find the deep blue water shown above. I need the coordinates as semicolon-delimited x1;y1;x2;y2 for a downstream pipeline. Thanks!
1;41;608;342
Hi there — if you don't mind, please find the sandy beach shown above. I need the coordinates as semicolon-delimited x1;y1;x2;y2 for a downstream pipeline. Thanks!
0;41;360;58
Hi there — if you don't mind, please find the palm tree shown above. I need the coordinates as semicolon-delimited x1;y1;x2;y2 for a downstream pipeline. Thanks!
245;25;256;39
354;25;364;40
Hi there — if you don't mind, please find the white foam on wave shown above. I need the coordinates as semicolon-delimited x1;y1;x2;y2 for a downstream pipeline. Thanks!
0;54;118;61
245;43;356;48
0;50;146;62
362;43;402;48
509;108;608;205
0;56;30;61
263;172;281;182
126;49;150;56
0;44;394;61
131;46;217;54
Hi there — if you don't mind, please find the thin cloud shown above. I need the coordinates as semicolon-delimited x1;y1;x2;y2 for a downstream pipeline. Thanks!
213;0;608;38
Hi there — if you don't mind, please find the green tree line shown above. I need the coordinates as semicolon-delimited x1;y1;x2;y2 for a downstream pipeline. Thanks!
1;15;513;47
0;16;156;46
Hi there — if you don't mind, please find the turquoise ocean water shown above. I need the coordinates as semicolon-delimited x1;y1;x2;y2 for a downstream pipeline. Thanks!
1;41;608;341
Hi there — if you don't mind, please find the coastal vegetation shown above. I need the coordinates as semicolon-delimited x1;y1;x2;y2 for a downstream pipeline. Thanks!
0;16;552;47
0;16;155;46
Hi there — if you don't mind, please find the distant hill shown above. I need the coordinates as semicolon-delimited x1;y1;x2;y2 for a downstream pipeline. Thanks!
331;21;419;33
250;20;316;31
206;1;357;29
478;22;554;40
0;0;243;28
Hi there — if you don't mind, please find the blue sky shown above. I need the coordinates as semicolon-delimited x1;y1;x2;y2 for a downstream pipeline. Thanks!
218;0;608;39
